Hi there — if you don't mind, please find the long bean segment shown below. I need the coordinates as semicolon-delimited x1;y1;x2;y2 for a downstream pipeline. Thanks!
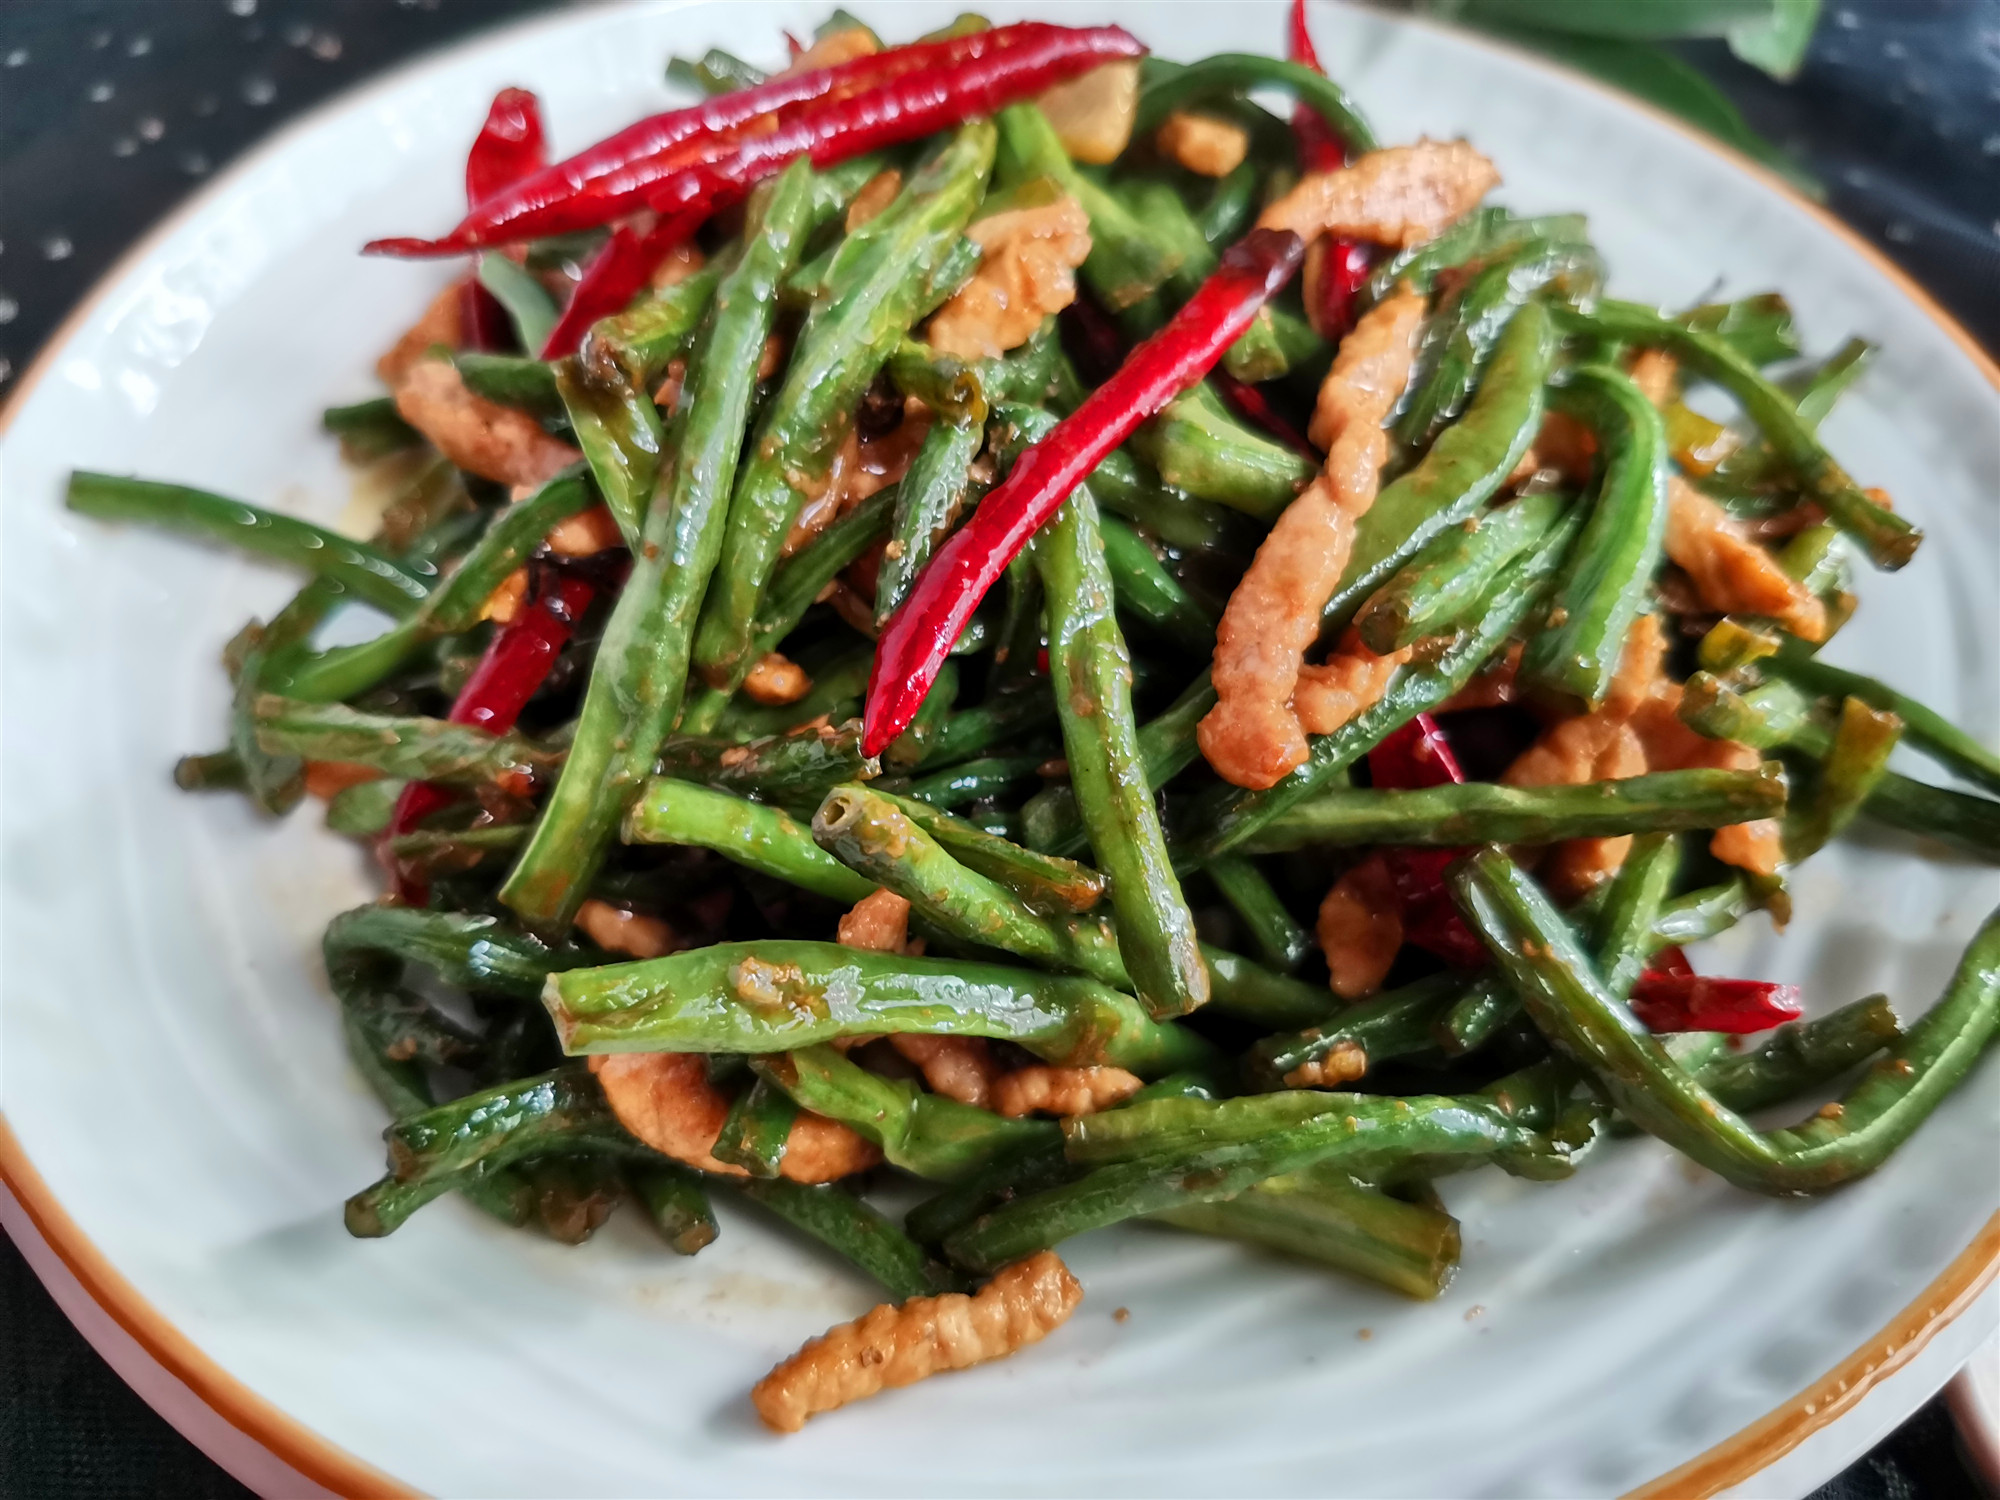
1038;486;1210;1018
1520;364;1669;705
1562;301;1919;569
1318;300;1558;634
1451;846;2000;1195
694;122;994;686
545;941;1218;1076
67;472;435;614
624;778;876;903
502;164;820;932
252;697;560;788
1355;490;1569;654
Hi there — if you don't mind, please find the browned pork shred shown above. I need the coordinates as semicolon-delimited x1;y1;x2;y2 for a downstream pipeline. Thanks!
1198;287;1427;790
1258;141;1501;248
751;1252;1083;1431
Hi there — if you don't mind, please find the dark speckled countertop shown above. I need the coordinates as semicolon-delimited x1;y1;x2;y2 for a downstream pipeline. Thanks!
0;3;1992;1496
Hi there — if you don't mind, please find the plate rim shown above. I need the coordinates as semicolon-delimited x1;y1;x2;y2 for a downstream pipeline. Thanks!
0;4;1993;1496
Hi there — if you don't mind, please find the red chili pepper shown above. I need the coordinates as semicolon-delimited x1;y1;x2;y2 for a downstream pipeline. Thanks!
366;24;1142;256
863;228;1306;755
1312;235;1373;341
1213;370;1318;457
466;86;547;207
382;569;596;901
1629;972;1804;1035
538;205;711;359
459;87;551;353
1364;715;1486;967
1285;0;1370;339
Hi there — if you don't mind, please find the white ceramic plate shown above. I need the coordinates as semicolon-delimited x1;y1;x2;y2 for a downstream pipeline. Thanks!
3;3;1996;1496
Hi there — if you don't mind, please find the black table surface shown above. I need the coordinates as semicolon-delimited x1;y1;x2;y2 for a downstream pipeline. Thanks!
0;2;1993;1496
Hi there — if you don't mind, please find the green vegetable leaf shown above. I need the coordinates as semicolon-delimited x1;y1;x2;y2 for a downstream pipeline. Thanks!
1485;27;1823;198
1727;0;1822;79
1449;0;1776;39
476;252;559;358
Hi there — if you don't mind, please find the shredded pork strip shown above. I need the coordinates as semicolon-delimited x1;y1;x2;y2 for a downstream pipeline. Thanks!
927;195;1092;361
1154;110;1249;177
991;1065;1142;1119
575;899;680;959
590;1052;880;1181
393;358;580;489
742;651;811;706
1258;140;1500;248
1199;287;1427;789
752;1251;1083;1432
1666;476;1828;641
1318;850;1404;1000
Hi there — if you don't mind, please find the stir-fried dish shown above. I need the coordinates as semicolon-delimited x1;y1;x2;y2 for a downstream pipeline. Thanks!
66;4;2000;1433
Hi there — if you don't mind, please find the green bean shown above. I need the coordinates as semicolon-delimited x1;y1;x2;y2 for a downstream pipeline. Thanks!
904;1141;1076;1248
628;1162;718;1254
921;684;1059;770
946;1071;1580;1272
1397;239;1605;450
546;940;1215;1075
1197;158;1259;246
813;784;1125;985
500;166;819;933
453;352;565;418
1194;509;1574;857
476;252;558;353
730;1177;956;1300
1318;301;1559;634
1561;301;1918;569
1246;971;1464;1087
711;1076;798;1178
709;646;873;741
322;395;421;459
694;122;994;684
624;778;874;902
886;339;988;422
1132;54;1378;155
1206;856;1311;973
1021;672;1216;857
902;755;1046;811
271;467;593;702
525;1154;626;1245
323;775;403;834
1356;492;1570;655
1038;485;1210;1019
992;404;1259;558
252;697;560;787
173;750;247;793
325;904;592;1001
652;719;872;817
1521;367;1669;704
579;264;722;387
1786;697;1902;861
1199;943;1341;1028
666;47;766;95
1152;1170;1461;1300
384;824;528;878
993;105;1178;312
1363;209;1587;308
876;417;984;623
1765;642;2000;796
555;357;661;550
1654;879;1757;947
877;790;1106;913
1130;382;1316;519
884;659;960;774
1682;293;1802;366
1243;767;1783;852
66;473;435;615
1682;674;2000;861
1693;994;1903;1115
345;1160;533;1238
758;1046;1055;1180
383;1065;639;1185
1098;514;1216;652
1451;845;2000;1195
745;485;898;670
